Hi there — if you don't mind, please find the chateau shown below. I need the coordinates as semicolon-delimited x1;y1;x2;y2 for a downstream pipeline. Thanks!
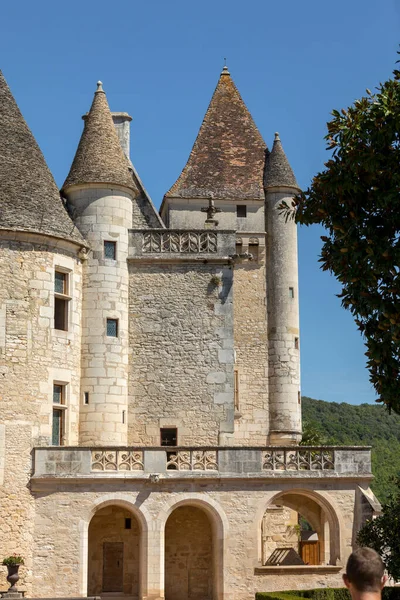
0;66;380;600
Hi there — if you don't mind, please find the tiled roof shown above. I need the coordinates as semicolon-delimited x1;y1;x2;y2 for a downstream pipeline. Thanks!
264;132;299;189
0;70;84;244
165;67;267;201
62;82;137;193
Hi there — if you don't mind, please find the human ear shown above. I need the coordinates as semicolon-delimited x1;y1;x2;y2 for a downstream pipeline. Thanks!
343;575;350;589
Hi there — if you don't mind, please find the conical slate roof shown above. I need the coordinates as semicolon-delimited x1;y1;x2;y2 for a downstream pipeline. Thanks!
165;66;267;200
0;71;84;243
63;82;137;193
264;132;299;189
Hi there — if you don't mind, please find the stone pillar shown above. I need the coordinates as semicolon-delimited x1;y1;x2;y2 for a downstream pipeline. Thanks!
266;186;301;444
66;185;133;445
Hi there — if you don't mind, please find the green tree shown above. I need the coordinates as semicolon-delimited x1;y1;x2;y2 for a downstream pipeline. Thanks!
282;60;400;413
357;486;400;581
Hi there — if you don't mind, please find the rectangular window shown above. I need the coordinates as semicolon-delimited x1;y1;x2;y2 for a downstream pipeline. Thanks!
54;270;70;331
236;205;247;218
106;318;118;337
160;428;177;446
295;337;299;350
289;287;295;299
52;383;66;446
104;241;117;260
84;392;89;405
125;518;131;530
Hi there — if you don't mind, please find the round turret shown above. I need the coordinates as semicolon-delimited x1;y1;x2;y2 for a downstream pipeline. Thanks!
265;133;302;445
62;82;136;446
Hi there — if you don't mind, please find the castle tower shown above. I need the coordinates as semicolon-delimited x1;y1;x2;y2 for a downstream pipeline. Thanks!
62;82;137;446
161;66;270;445
264;133;302;444
0;70;85;585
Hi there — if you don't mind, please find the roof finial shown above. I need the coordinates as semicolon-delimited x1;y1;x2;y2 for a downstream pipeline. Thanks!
274;132;280;141
96;81;103;92
221;59;230;75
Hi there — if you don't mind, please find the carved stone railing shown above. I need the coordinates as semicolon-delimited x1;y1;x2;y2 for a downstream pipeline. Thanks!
166;449;218;471
91;449;144;471
142;230;217;254
262;447;335;471
31;446;372;479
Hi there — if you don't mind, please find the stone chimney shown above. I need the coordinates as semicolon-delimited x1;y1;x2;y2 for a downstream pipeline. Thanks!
112;112;132;160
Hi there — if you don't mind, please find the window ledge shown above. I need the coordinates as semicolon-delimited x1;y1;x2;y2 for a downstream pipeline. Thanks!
254;565;342;575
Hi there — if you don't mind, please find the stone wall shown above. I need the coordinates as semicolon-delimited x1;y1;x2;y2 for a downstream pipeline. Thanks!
0;235;82;593
261;506;299;564
88;505;140;597
29;478;362;600
165;506;213;600
66;186;132;446
128;262;235;445
161;199;264;232
233;235;269;444
266;189;301;444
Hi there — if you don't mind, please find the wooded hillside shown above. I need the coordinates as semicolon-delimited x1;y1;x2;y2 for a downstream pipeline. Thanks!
302;397;400;503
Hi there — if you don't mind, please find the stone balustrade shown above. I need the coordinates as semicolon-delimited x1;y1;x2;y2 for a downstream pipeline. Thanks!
32;446;372;479
128;229;236;259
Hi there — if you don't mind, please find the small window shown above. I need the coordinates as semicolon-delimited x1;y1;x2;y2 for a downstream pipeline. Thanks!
236;205;247;218
122;410;126;424
160;428;177;446
106;318;118;337
104;241;117;260
52;383;67;446
54;270;70;331
125;518;131;530
298;391;301;405
84;392;89;405
234;369;239;411
289;287;295;299
54;271;67;294
295;337;299;350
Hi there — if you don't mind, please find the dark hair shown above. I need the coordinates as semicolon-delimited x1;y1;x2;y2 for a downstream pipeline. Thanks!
345;548;385;592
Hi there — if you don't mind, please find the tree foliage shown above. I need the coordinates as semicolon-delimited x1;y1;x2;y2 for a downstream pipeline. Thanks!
283;61;400;413
357;485;400;581
302;397;400;503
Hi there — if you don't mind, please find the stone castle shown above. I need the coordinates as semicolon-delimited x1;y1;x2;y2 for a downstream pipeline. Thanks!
0;66;380;600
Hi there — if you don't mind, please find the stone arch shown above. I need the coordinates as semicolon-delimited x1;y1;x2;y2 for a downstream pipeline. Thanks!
79;494;151;598
256;489;342;566
157;494;228;600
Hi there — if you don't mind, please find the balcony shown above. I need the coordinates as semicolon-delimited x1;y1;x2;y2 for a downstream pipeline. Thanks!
31;446;372;481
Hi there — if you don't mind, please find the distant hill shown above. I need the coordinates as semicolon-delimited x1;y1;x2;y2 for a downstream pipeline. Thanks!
302;396;400;503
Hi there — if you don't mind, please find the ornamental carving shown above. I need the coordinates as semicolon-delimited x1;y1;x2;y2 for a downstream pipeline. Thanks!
166;449;218;471
262;448;335;471
143;231;217;253
91;449;144;471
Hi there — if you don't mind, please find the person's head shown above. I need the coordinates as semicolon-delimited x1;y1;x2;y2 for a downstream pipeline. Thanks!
343;548;386;595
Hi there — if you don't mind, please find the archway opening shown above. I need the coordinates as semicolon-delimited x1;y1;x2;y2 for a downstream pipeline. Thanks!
88;504;141;598
261;492;339;566
165;505;214;600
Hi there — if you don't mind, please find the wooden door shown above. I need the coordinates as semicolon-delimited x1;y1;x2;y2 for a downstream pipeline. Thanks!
103;542;124;592
300;541;320;565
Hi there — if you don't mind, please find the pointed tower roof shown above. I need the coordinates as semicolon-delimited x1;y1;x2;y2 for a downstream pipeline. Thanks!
264;132;299;190
62;81;137;193
0;71;84;244
165;66;267;200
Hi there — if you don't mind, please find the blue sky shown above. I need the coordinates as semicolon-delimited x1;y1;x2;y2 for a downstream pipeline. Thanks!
1;0;399;404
